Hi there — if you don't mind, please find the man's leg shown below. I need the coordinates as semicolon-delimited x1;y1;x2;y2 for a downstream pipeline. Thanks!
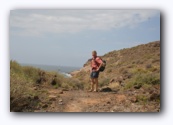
89;78;94;91
94;78;98;92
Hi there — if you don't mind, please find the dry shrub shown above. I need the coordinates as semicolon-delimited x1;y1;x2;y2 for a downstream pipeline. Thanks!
124;73;160;90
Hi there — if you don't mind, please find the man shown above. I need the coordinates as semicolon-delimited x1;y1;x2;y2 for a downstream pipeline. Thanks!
89;50;103;92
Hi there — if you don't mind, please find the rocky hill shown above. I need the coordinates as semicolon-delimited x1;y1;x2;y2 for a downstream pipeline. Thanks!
71;40;160;89
10;41;160;112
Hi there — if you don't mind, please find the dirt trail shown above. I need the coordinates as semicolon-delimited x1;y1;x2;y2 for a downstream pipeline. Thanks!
43;89;130;112
34;87;160;112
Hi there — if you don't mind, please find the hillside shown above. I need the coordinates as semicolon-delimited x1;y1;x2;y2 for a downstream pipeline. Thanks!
10;40;160;112
71;41;160;90
70;41;160;112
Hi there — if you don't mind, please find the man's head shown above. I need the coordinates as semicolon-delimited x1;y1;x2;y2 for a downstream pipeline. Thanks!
92;50;97;58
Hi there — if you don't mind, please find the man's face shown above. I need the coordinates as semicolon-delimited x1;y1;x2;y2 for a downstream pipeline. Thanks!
92;53;96;58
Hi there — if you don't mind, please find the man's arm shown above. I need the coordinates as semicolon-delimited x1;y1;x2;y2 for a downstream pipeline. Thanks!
90;59;93;73
96;57;103;71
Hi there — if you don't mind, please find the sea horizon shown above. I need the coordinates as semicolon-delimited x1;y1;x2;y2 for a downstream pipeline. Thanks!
20;63;81;77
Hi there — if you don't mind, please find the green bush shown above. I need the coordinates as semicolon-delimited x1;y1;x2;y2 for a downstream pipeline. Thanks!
125;73;160;89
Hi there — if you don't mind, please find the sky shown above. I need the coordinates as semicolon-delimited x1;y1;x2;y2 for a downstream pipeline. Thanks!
10;9;160;67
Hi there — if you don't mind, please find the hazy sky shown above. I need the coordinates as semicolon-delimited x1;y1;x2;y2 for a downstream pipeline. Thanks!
10;9;160;67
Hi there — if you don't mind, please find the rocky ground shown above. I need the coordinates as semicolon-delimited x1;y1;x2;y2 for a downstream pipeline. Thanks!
31;85;160;112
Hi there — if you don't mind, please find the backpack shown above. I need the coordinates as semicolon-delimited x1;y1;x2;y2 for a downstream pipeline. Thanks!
99;59;106;72
94;57;106;72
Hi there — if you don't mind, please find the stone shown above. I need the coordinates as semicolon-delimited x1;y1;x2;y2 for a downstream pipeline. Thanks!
109;79;115;84
62;88;69;91
130;96;138;103
120;82;125;87
34;96;39;100
49;98;56;101
134;85;142;89
33;87;37;90
59;91;63;94
107;101;111;104
100;87;112;92
48;95;57;102
150;92;160;101
58;102;63;105
59;99;63;102
42;104;48;108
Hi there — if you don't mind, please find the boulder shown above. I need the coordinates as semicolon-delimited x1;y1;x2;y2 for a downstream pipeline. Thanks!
100;87;112;92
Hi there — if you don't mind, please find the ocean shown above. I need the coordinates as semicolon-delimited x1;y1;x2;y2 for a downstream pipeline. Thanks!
20;63;81;78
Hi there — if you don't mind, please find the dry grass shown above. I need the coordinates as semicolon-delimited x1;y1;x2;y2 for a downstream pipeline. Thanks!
10;61;85;111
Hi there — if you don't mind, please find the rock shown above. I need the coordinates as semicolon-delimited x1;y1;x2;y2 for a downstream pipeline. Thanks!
109;79;114;84
107;101;111;104
59;99;63;102
34;96;39;100
59;91;63;94
49;94;57;97
124;73;132;79
150;92;160;101
51;79;57;85
120;82;125;87
62;88;69;91
134;85;142;89
100;87;112;92
116;76;123;84
33;87;37;90
111;105;124;112
58;102;63;105
42;104;48;108
149;90;154;94
112;89;119;94
130;96;138;103
49;98;56;101
48;95;57;102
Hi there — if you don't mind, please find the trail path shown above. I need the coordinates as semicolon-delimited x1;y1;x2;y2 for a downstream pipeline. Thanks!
34;87;160;112
38;89;136;112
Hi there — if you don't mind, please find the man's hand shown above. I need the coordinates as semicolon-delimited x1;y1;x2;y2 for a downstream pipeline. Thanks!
96;68;99;71
89;68;92;73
